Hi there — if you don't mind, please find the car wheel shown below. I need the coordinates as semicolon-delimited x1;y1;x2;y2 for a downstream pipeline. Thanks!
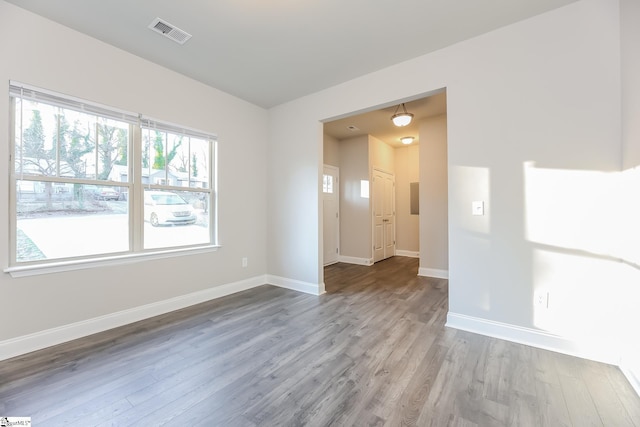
150;213;159;227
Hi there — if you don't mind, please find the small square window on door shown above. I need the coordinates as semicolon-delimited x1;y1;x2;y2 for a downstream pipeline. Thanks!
323;174;334;193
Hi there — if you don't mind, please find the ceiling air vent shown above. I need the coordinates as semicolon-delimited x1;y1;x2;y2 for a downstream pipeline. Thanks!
148;18;192;45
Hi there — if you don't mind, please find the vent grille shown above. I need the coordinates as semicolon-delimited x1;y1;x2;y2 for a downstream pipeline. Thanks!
148;18;192;45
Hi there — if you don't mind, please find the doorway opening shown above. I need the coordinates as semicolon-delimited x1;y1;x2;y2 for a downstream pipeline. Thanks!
321;89;449;286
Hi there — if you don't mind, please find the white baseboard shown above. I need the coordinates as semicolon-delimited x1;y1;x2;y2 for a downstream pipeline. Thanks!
395;250;419;258
267;274;325;296
0;275;267;362
446;312;620;365
338;256;373;266
418;267;449;279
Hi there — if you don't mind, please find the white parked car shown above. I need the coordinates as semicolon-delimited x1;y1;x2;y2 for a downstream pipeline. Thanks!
144;191;196;226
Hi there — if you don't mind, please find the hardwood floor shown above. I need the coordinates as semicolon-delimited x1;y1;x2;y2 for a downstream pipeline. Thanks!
1;256;639;426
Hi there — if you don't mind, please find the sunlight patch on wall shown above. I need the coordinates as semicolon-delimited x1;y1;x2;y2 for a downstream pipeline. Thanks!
524;161;639;360
619;166;640;266
523;161;618;256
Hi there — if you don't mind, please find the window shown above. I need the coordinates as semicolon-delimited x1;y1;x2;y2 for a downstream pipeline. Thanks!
9;82;217;267
322;174;334;193
141;120;214;250
360;180;370;198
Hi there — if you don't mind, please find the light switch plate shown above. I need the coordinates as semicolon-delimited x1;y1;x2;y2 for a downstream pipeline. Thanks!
472;201;484;216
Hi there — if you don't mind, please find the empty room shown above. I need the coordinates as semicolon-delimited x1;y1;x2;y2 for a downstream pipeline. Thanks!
1;0;639;425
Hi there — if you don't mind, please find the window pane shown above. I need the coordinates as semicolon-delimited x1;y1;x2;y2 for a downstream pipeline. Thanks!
166;133;187;186
141;128;153;181
190;138;209;188
16;180;129;262
143;189;210;250
361;180;369;198
97;117;129;181
14;97;22;175
12;100;131;182
141;129;210;189
323;174;333;193
60;109;97;180
15;101;59;177
149;130;167;185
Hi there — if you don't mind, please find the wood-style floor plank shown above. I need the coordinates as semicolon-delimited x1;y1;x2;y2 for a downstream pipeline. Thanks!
0;256;638;426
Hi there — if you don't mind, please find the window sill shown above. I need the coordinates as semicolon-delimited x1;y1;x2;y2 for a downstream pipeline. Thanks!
4;245;221;278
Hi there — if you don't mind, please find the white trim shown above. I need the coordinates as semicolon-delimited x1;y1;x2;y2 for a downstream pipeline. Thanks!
446;312;620;365
266;275;325;296
338;255;373;266
395;250;419;258
4;245;221;278
418;267;449;279
620;360;640;398
0;275;265;362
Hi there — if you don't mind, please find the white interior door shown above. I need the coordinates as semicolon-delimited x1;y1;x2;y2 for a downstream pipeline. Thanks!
373;169;395;263
323;165;339;265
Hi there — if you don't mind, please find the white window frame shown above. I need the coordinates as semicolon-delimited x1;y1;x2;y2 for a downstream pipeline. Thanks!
5;82;219;276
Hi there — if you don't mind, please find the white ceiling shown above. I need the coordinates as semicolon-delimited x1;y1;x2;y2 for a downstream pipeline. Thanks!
5;0;577;109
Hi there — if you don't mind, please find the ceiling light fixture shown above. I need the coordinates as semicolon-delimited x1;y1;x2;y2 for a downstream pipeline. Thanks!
400;136;414;145
391;103;413;127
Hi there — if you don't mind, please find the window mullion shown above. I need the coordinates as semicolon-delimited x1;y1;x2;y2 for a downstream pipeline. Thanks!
94;121;99;180
56;111;61;178
188;137;192;188
132;124;143;252
164;131;168;186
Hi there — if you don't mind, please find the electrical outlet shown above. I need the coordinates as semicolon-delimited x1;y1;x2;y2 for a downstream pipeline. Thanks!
242;257;248;268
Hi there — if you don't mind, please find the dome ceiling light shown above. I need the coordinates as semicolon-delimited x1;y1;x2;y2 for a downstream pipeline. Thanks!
391;103;413;127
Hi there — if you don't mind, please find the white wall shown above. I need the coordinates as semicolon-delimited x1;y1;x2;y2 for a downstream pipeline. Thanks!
419;115;448;275
267;101;323;286
621;0;640;169
338;136;370;259
0;2;268;347
323;134;340;168
268;0;626;363
369;135;395;174
394;144;420;254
